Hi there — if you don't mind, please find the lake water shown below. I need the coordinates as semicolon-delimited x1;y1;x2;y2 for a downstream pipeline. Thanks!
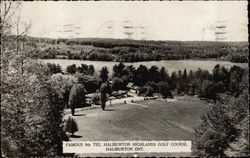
41;59;248;74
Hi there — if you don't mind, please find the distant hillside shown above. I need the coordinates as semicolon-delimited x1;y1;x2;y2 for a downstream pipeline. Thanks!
26;37;249;63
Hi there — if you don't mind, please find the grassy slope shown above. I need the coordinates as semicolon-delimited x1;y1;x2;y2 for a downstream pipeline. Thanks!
65;96;209;157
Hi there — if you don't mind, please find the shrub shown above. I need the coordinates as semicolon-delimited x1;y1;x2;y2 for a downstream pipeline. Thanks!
92;93;101;105
65;117;78;136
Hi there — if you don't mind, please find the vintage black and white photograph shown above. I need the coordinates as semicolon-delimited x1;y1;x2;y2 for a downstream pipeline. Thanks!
1;0;249;157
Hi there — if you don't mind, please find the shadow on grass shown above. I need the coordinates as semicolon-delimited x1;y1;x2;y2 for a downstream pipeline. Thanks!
104;109;116;111
70;135;82;138
73;113;86;116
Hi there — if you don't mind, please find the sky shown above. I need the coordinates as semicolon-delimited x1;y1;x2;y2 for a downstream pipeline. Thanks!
18;1;248;41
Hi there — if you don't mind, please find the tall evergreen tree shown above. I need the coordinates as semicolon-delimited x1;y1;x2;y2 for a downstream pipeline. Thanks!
113;62;126;77
99;66;109;83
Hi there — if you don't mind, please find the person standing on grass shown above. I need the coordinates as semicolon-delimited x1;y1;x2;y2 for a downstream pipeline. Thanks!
100;82;111;110
68;81;86;116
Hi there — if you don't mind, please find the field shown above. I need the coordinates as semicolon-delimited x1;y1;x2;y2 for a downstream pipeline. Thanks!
65;96;209;157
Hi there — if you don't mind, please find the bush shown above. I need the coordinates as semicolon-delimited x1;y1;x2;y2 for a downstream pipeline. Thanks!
65;117;78;136
92;93;101;105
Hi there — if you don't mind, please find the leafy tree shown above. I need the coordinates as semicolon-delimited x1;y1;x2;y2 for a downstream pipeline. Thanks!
212;64;228;85
88;65;95;76
229;66;244;95
148;65;160;82
50;74;77;107
194;71;249;157
194;102;238;157
76;64;95;76
66;64;77;74
158;81;173;98
75;73;101;93
77;64;89;74
138;86;147;95
146;86;154;97
199;80;225;102
111;77;124;91
1;58;68;157
68;83;86;115
47;63;63;74
125;65;136;82
1;2;70;156
65;117;78;136
146;81;158;93
99;66;109;83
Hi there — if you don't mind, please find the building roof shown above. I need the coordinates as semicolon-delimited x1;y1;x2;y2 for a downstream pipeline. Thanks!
127;82;134;88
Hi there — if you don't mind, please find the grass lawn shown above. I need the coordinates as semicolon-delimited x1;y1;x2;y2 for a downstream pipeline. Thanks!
67;96;209;141
135;96;210;138
65;96;209;157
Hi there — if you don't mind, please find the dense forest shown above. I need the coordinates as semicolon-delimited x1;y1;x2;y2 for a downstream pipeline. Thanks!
26;37;249;63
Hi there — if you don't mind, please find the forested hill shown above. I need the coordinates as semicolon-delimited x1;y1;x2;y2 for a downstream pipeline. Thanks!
26;37;249;63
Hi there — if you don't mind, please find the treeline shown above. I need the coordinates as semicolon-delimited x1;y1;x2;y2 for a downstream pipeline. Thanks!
27;37;249;63
47;61;247;102
109;62;247;101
